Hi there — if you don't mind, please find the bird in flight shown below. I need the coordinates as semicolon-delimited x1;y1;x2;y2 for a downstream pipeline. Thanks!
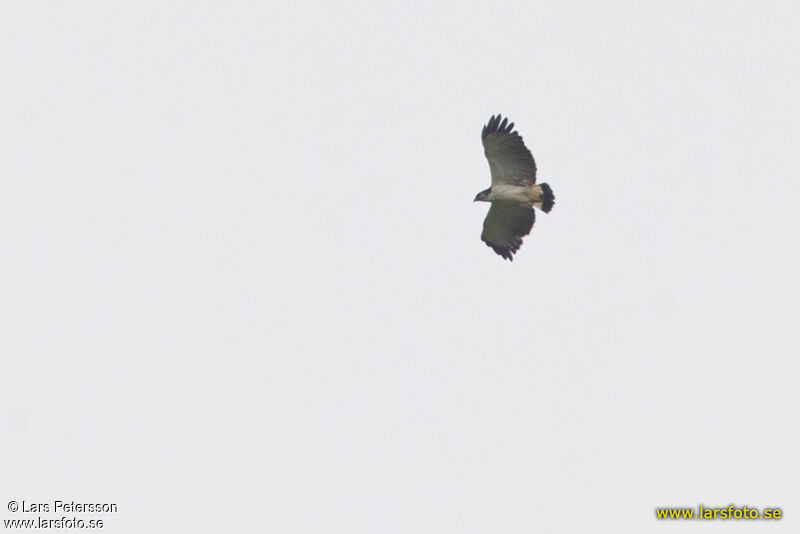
474;114;555;260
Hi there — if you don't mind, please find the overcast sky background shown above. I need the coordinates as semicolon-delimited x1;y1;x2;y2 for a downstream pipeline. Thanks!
2;1;799;532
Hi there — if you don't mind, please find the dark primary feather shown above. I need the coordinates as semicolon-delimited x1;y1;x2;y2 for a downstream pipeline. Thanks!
481;114;537;186
481;115;515;140
480;201;536;261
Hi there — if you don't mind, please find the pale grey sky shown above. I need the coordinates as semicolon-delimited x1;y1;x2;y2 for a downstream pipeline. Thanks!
2;1;799;532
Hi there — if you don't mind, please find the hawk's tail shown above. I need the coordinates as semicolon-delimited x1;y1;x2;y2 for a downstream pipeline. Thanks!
539;183;555;213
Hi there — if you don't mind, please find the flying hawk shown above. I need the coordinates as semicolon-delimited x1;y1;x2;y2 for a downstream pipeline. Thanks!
474;114;555;260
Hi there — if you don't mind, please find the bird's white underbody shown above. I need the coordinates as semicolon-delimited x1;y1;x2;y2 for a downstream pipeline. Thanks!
485;184;547;206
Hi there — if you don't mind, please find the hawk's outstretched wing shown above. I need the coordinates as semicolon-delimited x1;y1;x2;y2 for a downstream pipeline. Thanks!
482;115;537;186
481;201;535;261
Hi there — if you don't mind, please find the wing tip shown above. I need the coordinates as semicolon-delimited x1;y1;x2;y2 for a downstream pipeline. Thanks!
483;241;514;260
481;234;523;261
481;113;517;140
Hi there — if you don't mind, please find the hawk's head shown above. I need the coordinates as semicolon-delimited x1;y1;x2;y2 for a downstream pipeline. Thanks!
473;188;492;202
